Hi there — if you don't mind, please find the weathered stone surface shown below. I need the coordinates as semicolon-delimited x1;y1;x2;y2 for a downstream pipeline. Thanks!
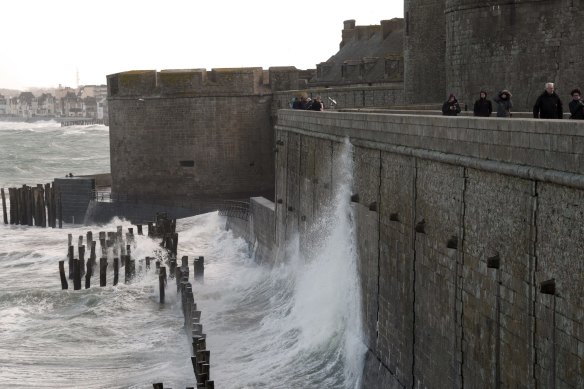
444;0;584;111
267;111;584;388
536;183;584;388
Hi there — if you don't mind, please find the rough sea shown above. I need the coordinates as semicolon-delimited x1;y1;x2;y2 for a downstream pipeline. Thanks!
0;121;366;388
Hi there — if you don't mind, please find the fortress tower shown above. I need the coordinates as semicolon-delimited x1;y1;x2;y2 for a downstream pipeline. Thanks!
444;0;584;110
404;0;447;104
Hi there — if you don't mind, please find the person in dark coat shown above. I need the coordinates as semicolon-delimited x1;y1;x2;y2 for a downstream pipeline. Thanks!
569;88;584;120
533;83;563;119
292;97;302;109
493;90;513;118
473;91;492;117
442;94;461;116
310;96;324;111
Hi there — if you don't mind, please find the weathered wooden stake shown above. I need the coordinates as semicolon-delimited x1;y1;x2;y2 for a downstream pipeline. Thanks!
159;267;167;303
58;192;63;228
79;245;86;277
113;258;119;286
73;258;81;290
90;241;97;270
194;256;205;283
68;245;74;279
99;257;107;287
1;188;8;225
124;255;133;284
145;256;151;270
59;260;68;290
137;224;143;235
85;259;92;289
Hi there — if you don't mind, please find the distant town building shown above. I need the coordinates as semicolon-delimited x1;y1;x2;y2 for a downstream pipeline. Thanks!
0;83;108;120
0;94;7;114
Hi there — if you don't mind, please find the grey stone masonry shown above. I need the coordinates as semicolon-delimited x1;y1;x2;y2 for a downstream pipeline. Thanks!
54;177;95;224
275;109;584;388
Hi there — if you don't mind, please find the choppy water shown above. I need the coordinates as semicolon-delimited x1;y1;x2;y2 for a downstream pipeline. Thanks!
0;122;366;388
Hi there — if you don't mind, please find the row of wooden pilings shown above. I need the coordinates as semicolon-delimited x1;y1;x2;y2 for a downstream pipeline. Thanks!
58;214;182;290
154;255;212;389
1;184;62;228
56;213;213;388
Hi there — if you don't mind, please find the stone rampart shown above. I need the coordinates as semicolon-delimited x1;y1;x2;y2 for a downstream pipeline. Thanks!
271;83;404;116
107;68;280;206
275;109;584;388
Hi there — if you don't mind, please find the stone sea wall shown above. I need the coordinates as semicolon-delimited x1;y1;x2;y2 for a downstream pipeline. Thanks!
274;110;584;388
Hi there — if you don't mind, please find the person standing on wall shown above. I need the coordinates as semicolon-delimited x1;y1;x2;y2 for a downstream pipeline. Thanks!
473;91;493;117
493;90;513;118
533;82;564;119
310;96;324;111
569;88;584;120
442;94;461;116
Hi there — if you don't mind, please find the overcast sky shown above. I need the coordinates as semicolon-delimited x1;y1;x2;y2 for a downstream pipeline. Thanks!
0;0;402;90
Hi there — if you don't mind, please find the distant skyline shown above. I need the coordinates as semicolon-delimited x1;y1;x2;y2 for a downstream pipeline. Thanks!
0;0;402;90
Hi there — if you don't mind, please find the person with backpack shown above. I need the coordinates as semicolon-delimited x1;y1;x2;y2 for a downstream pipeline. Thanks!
493;90;513;118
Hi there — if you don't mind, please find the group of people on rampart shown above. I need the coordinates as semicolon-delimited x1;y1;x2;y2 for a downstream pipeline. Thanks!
290;96;324;111
442;83;584;119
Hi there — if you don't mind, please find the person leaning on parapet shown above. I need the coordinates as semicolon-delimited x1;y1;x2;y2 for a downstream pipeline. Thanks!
442;94;461;116
493;90;513;118
569;88;584;120
473;91;492;117
310;96;324;111
533;82;563;119
291;97;302;109
300;96;312;110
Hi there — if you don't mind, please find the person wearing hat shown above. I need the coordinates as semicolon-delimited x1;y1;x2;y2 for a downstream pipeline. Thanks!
442;94;461;116
569;88;584;120
493;90;513;118
473;91;493;117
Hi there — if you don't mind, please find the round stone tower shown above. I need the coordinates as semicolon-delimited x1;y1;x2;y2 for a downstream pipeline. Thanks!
445;0;584;111
403;0;447;105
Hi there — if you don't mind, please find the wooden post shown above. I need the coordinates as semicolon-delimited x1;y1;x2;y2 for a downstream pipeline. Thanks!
113;258;119;286
44;183;52;228
147;222;153;237
124;255;131;284
79;245;86;277
38;184;46;228
137;224;143;235
152;384;163;389
26;186;33;226
8;188;14;224
172;232;179;256
155;260;160;274
85;259;92;289
159;267;167;304
73;258;81;290
68;245;74;279
59;260;68;290
58;192;63;228
146;256;151;270
90;241;97;271
99;257;107;287
1;188;7;225
86;231;93;247
194;256;205;283
78;235;83;248
68;233;73;247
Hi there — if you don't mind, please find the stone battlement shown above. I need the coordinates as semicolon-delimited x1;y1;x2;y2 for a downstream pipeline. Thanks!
107;67;306;98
